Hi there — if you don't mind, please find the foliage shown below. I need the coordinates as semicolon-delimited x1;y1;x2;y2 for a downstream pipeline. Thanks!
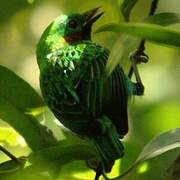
0;0;179;180
96;22;180;47
0;66;58;151
103;128;180;179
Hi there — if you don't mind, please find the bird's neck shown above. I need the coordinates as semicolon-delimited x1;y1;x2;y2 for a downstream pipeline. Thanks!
37;32;92;70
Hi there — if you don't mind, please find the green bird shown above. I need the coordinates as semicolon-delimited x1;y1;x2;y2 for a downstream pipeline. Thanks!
36;7;144;175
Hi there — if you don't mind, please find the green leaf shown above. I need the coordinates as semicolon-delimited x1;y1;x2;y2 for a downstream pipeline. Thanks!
0;165;51;180
29;140;97;178
136;128;180;163
95;23;180;47
120;0;138;21
0;0;38;23
0;65;43;109
163;155;180;180
105;36;137;75
111;128;180;179
99;12;180;75
145;12;180;26
0;66;58;151
29;140;98;168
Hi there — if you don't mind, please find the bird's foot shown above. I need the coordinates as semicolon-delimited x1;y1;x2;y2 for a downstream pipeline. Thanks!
129;49;149;64
133;82;145;96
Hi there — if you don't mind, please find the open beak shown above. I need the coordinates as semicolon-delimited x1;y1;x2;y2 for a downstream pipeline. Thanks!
83;7;104;26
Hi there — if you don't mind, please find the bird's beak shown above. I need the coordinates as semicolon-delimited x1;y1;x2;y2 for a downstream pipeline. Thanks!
83;7;104;26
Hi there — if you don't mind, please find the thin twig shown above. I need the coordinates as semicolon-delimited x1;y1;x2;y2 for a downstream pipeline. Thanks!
0;145;20;163
128;0;160;79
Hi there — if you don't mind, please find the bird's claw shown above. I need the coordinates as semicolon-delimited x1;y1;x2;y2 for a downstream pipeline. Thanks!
129;50;149;64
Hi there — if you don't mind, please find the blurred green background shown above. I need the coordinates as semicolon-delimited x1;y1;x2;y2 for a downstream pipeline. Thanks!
0;0;179;179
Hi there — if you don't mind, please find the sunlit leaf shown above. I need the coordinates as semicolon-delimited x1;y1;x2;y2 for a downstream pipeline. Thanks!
95;23;180;47
120;0;138;21
0;126;28;147
145;12;180;26
25;106;48;117
0;66;58;151
136;162;149;174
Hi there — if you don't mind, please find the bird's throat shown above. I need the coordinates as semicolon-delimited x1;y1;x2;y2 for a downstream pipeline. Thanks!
64;32;83;43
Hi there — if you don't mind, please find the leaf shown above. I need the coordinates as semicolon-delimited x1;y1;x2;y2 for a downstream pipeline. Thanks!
0;157;26;174
95;23;180;47
0;65;43;109
0;66;58;151
0;165;51;180
136;128;180;163
145;12;180;26
0;160;22;174
29;140;98;168
28;140;97;178
163;155;180;180
98;12;180;75
110;128;180;179
105;36;137;75
120;0;138;21
0;0;38;23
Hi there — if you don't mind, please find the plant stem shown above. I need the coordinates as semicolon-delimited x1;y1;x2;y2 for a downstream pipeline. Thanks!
0;145;20;163
94;172;101;180
128;0;160;79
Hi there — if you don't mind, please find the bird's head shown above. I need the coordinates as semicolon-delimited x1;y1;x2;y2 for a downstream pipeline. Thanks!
46;7;103;45
36;7;103;67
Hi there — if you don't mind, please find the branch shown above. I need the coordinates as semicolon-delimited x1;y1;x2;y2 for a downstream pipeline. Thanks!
128;0;160;79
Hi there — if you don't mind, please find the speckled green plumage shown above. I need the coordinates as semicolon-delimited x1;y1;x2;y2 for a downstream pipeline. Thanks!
36;10;142;173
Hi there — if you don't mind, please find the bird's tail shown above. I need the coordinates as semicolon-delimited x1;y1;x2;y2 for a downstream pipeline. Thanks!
92;116;124;172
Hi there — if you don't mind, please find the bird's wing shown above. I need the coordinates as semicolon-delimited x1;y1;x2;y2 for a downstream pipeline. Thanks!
103;67;129;136
76;42;109;116
47;41;129;136
76;42;129;136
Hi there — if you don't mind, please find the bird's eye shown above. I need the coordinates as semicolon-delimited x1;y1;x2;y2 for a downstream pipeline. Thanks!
68;20;77;29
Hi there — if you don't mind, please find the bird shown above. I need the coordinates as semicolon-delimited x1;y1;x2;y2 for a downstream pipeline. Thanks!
36;7;144;177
